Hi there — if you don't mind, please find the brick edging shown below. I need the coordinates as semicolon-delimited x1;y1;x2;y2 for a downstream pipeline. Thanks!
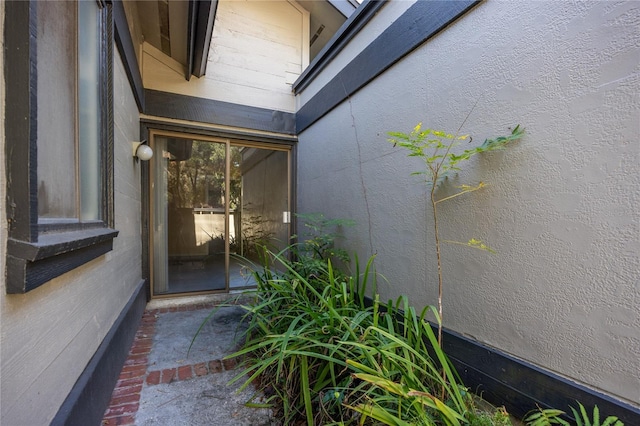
102;302;234;426
102;308;157;426
145;356;243;386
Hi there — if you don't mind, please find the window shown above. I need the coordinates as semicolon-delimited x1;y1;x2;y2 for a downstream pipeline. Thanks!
4;0;118;293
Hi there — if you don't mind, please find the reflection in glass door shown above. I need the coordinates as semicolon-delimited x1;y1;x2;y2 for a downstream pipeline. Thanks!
150;132;290;296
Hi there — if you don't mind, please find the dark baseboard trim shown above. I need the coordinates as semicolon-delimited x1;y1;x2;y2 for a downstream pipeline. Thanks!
51;280;147;426
296;0;480;133
144;89;296;135
442;328;640;424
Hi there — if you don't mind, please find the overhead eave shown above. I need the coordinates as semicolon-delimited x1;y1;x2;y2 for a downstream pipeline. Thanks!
186;0;218;80
327;0;359;18
293;0;387;94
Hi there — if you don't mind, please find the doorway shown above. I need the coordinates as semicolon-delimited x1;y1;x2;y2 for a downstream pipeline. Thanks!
149;130;291;296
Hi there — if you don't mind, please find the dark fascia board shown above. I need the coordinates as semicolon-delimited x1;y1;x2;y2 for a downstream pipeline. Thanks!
140;118;297;145
296;0;481;133
191;0;218;78
327;0;358;18
186;0;197;80
293;0;387;94
113;0;145;111
51;281;146;426
144;89;296;135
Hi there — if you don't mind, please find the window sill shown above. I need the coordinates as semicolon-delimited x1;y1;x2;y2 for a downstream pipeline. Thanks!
5;227;119;294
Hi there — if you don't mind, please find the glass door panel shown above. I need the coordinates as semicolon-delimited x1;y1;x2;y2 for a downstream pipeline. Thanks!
229;147;290;288
151;133;290;296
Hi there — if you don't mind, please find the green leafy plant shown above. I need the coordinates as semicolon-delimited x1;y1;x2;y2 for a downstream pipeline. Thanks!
525;408;568;426
223;244;486;424
289;212;355;280
387;124;524;345
228;249;379;425
343;303;472;426
198;215;516;425
524;403;624;426
467;406;512;426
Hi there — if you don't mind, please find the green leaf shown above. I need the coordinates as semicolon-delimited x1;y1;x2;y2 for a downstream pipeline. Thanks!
345;404;413;426
524;407;569;426
406;390;464;426
601;417;623;426
352;373;407;397
300;355;314;426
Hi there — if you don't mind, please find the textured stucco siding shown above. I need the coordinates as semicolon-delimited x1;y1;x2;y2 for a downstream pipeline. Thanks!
296;0;639;406
143;0;308;113
0;46;144;424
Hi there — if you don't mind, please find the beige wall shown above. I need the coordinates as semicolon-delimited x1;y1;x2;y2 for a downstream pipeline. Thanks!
296;0;639;407
0;43;144;425
143;0;309;113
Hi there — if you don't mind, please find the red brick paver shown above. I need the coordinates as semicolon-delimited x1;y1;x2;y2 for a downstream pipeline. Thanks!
102;302;240;426
102;309;157;426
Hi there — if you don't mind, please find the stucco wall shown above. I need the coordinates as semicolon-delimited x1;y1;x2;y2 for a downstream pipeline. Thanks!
296;0;639;407
0;46;144;424
143;0;309;113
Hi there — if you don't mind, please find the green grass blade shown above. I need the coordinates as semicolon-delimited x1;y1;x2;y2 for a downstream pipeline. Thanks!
300;355;314;426
406;390;464;426
352;373;407;397
275;314;308;377
346;359;382;375
345;404;414;426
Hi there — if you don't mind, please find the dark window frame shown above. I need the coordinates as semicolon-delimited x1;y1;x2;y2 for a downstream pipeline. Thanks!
4;0;118;294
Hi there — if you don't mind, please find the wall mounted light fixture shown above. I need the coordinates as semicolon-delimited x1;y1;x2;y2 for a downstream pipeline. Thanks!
132;140;153;162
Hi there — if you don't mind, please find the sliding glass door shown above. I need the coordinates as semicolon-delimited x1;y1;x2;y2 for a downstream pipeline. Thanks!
150;131;290;296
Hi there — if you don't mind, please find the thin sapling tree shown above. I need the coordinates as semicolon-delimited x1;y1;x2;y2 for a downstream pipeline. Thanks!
387;123;524;346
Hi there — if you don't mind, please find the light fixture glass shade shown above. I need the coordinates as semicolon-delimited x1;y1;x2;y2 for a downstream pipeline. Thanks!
135;144;153;161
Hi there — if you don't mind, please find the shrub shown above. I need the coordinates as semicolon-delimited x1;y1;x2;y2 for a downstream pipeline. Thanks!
228;248;493;425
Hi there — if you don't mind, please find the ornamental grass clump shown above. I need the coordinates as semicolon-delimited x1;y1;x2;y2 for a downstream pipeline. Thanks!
343;302;470;426
222;212;489;425
229;246;520;425
229;247;379;425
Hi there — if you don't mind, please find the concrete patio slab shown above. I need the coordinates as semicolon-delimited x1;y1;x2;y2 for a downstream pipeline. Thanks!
148;306;248;371
102;295;275;426
135;370;275;426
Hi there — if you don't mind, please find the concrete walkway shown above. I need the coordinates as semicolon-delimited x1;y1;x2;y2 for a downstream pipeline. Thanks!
102;295;276;426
